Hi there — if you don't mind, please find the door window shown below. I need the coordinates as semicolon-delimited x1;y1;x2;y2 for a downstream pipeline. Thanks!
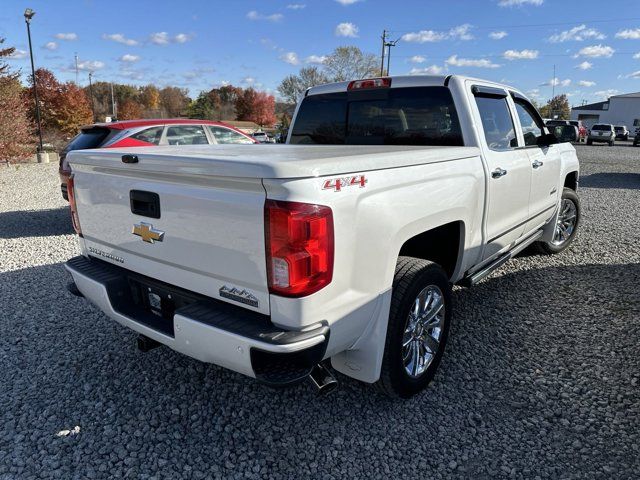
165;125;209;145
208;126;254;144
514;101;544;146
474;96;518;150
130;126;164;145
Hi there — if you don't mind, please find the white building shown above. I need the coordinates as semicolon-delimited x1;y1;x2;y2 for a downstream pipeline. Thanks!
571;92;640;130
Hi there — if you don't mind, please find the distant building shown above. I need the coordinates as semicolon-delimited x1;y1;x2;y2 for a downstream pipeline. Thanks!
571;92;640;130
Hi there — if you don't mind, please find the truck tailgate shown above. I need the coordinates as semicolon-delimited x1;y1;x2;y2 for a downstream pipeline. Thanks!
70;159;269;315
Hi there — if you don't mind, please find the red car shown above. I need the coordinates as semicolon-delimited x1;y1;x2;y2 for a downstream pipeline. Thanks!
59;119;257;199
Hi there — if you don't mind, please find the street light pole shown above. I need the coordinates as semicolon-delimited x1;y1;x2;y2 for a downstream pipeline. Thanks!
24;8;43;153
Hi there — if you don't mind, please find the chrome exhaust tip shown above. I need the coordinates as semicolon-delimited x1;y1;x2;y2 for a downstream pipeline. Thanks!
308;363;338;396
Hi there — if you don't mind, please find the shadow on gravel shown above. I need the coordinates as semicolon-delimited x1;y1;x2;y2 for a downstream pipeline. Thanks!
1;261;639;478
580;172;640;189
0;207;73;238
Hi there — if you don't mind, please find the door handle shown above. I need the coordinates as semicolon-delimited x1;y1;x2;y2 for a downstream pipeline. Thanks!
491;168;508;179
532;160;544;169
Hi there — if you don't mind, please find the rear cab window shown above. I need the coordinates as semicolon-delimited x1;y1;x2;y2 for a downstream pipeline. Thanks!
290;86;464;146
592;124;612;131
472;87;518;150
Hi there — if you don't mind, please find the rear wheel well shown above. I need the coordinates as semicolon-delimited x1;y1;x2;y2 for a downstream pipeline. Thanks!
564;171;578;191
398;222;462;279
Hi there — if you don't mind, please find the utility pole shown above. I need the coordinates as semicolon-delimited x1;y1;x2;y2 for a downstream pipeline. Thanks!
552;64;556;99
110;82;117;120
385;38;399;76
74;52;78;84
380;30;386;76
88;72;95;121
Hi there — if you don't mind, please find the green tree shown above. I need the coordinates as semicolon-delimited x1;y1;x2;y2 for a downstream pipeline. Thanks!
278;66;329;104
323;46;378;82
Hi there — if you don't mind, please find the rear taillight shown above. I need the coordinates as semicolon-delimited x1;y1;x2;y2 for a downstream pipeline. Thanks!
347;77;391;90
265;200;334;297
67;175;82;236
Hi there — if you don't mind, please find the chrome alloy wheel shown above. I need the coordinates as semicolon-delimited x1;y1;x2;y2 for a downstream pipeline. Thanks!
402;285;445;378
552;199;578;246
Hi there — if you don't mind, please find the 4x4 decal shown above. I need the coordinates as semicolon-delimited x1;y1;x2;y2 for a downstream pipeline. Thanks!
322;175;367;192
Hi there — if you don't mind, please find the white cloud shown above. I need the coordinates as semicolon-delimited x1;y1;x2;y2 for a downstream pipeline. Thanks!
76;60;105;71
103;33;138;46
446;55;500;68
247;10;283;21
280;51;300;65
409;65;444;75
578;80;596;87
549;25;605;43
335;0;362;4
174;33;191;44
120;54;140;62
576;44;614;58
44;42;58;51
305;55;327;64
409;55;427;64
498;0;543;6
634;53;640;59
242;77;256;85
286;4;306;9
335;22;359;37
540;77;571;87
576;61;593;70
616;28;640;40
594;89;619;99
503;49;539;60
150;32;170;45
402;24;473;43
527;88;541;99
54;33;77;41
149;32;190;45
489;31;508;40
7;49;27;59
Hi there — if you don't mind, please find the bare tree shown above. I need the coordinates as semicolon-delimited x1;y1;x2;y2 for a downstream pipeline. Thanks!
278;67;329;104
323;46;378;82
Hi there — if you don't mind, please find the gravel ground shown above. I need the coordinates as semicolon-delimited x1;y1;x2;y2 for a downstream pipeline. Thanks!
1;145;639;480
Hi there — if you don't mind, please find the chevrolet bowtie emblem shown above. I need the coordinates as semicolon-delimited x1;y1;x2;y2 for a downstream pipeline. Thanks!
132;222;164;243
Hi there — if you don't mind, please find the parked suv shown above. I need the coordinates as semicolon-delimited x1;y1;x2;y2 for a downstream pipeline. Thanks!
614;125;629;141
587;124;615;146
58;119;257;199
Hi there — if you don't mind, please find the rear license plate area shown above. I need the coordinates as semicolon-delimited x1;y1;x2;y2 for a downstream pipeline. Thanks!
126;277;201;337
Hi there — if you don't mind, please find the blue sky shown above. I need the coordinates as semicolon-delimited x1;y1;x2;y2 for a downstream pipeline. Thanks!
3;0;640;105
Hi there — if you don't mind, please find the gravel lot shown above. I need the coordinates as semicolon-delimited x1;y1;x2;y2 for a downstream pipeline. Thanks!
1;144;639;479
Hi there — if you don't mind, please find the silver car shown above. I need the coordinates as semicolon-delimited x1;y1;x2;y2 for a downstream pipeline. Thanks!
587;124;615;146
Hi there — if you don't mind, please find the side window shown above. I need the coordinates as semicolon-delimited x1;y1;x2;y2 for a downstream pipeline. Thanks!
474;96;518;151
208;126;254;144
165;125;209;145
514;101;544;146
130;126;164;145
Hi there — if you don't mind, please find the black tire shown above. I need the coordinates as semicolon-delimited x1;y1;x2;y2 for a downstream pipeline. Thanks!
609;140;615;147
533;187;580;255
587;139;592;145
376;257;452;399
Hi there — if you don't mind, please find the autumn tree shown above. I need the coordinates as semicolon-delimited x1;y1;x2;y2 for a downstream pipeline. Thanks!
0;38;34;162
278;67;329;104
139;85;160;110
159;86;190;117
235;88;276;126
26;68;92;140
539;94;571;120
118;99;144;120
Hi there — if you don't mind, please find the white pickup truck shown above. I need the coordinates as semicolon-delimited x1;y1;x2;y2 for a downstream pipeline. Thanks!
65;75;580;398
